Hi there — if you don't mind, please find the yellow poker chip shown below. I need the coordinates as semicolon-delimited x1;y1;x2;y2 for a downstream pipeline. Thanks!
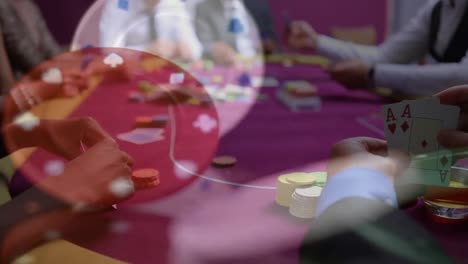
426;200;468;209
285;173;316;186
309;172;327;187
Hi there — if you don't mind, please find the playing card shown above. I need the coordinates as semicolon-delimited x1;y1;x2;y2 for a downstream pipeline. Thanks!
117;129;164;145
382;102;412;151
384;97;460;186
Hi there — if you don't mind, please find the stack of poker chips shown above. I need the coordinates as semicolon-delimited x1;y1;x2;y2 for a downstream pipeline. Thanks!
276;172;327;218
423;199;468;224
285;81;318;98
135;115;169;128
289;186;323;219
132;169;160;190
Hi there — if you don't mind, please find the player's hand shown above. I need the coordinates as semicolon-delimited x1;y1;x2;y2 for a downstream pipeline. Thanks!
176;41;199;62
23;70;87;101
328;137;410;182
211;42;239;66
147;38;177;59
329;59;372;89
41;138;135;207
434;85;468;158
32;118;112;160
288;21;318;50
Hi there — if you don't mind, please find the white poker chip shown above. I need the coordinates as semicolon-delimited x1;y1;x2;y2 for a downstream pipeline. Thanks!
289;186;323;219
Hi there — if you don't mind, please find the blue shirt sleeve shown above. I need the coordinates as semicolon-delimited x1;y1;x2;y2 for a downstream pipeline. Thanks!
316;168;398;217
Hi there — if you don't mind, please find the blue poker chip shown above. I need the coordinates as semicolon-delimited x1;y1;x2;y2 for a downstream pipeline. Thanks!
238;73;251;87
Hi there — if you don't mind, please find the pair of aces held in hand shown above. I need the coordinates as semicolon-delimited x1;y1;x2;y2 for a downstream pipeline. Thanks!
382;98;460;187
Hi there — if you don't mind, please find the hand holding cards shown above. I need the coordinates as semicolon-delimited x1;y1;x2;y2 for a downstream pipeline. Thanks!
382;98;460;186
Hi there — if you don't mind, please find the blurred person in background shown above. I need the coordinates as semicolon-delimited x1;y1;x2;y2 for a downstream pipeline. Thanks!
288;0;468;97
99;0;202;62
194;0;261;65
0;0;62;84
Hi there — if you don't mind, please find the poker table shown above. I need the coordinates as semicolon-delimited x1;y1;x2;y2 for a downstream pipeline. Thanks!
9;59;468;263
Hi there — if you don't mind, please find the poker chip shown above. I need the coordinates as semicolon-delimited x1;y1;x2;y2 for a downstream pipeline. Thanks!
128;91;145;102
138;81;158;94
152;115;169;127
275;175;296;207
285;81;317;98
135;116;167;128
276;172;327;207
423;198;468;224
286;173;316;186
289;186;322;219
212;156;237;168
132;169;160;190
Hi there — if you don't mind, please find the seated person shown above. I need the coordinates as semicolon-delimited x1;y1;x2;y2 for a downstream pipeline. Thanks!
302;85;468;263
288;0;468;96
0;0;62;80
194;0;261;65
243;0;279;54
0;117;134;261
99;0;202;62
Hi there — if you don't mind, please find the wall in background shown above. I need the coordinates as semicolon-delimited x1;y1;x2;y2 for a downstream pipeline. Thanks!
269;0;389;44
35;0;389;45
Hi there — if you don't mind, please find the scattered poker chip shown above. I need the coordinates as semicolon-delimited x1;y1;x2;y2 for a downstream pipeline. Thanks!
286;173;316;186
128;91;145;102
153;115;169;127
132;169;159;182
212;156;237;168
238;73;252;87
285;81;317;98
135;116;167;128
132;169;160;190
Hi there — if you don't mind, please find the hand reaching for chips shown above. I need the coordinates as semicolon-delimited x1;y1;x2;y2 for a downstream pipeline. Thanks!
41;138;135;207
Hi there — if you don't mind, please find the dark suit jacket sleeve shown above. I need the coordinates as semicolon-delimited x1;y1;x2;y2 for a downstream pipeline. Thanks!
300;198;454;264
243;0;278;43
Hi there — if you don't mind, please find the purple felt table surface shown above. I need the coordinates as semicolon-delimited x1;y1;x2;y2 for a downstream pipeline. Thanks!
9;64;468;263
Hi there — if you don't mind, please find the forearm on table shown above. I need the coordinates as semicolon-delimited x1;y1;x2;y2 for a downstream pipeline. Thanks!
316;35;379;63
0;187;70;259
374;63;468;95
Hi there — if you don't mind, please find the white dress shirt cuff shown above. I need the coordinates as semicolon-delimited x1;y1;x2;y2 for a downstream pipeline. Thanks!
316;168;398;217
